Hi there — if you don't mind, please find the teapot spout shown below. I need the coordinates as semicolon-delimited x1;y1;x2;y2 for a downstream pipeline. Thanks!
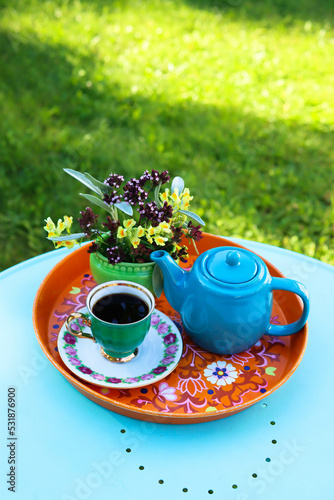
150;250;187;312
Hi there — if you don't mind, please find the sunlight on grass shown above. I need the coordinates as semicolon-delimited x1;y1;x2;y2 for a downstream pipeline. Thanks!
0;0;333;269
4;0;333;123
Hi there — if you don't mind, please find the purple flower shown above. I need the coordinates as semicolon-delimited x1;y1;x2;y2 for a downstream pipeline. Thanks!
165;345;178;355
187;221;203;242
157;201;173;223
79;366;93;374
65;346;76;355
139;201;172;226
129;242;152;263
141;374;154;380
161;356;174;365
77;317;87;327
103;191;123;205
138;170;152;187
87;241;99;254
69;322;81;332
171;225;183;244
150;169;170;186
163;333;177;345
151;314;160;326
69;357;81;366
159;170;170;185
78;207;99;237
64;333;76;345
104;173;124;189
125;377;139;383
102;217;120;235
106;245;126;265
176;246;188;263
157;323;169;334
123;178;148;205
106;377;122;384
139;201;159;221
137;169;170;188
92;373;105;380
153;366;167;374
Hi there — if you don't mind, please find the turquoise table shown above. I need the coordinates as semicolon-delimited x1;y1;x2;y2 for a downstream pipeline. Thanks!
1;239;333;500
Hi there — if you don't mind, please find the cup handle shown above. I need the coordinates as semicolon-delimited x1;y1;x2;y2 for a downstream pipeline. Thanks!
265;277;310;336
65;312;96;342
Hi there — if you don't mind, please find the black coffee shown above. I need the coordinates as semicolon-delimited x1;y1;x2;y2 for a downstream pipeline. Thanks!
92;293;149;324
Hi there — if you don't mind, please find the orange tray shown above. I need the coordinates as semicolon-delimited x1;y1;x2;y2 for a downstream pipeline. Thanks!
32;234;307;424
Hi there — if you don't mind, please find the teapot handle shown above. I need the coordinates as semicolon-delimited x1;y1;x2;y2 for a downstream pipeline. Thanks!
265;277;310;336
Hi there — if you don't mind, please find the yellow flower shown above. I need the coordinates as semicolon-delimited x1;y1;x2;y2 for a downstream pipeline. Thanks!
137;226;145;238
130;237;141;248
123;219;136;229
117;227;126;239
160;186;192;211
43;217;56;233
64;240;77;249
57;219;65;233
54;239;78;250
171;189;181;208
118;219;137;240
180;188;193;210
44;215;79;250
44;216;74;237
130;226;145;248
155;236;168;246
63;216;73;231
146;226;156;244
158;222;171;233
160;189;170;203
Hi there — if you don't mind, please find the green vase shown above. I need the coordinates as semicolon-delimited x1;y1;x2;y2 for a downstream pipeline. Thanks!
89;252;156;295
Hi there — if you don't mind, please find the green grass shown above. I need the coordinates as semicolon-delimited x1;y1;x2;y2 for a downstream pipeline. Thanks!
0;0;333;271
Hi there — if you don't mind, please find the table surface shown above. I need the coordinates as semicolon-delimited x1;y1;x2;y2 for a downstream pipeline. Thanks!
1;238;333;500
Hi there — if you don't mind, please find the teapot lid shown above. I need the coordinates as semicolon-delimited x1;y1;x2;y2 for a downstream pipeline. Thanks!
206;248;258;284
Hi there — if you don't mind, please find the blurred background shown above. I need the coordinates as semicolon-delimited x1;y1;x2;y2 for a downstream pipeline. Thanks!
0;0;333;272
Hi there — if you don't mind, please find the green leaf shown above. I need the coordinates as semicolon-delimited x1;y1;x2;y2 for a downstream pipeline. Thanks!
83;173;109;196
79;193;112;213
152;263;164;298
154;182;162;208
47;232;86;241
178;209;205;226
63;168;102;196
114;201;133;216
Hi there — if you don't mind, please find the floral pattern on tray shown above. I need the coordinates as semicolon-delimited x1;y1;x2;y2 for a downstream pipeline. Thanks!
50;271;290;415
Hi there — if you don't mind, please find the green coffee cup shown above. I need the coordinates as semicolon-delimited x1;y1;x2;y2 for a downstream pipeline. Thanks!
65;281;155;363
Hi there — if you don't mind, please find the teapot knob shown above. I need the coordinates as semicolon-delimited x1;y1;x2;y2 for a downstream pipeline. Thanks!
226;250;241;267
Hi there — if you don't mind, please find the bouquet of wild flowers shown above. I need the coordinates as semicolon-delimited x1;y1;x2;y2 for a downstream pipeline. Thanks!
44;168;204;264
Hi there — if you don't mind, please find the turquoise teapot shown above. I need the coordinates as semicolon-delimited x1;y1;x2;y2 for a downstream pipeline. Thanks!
151;247;310;355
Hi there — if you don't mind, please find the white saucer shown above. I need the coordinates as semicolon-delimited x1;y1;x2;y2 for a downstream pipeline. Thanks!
57;308;183;389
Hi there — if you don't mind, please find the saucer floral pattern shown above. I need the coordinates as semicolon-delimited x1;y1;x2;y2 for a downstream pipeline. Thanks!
58;308;182;388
